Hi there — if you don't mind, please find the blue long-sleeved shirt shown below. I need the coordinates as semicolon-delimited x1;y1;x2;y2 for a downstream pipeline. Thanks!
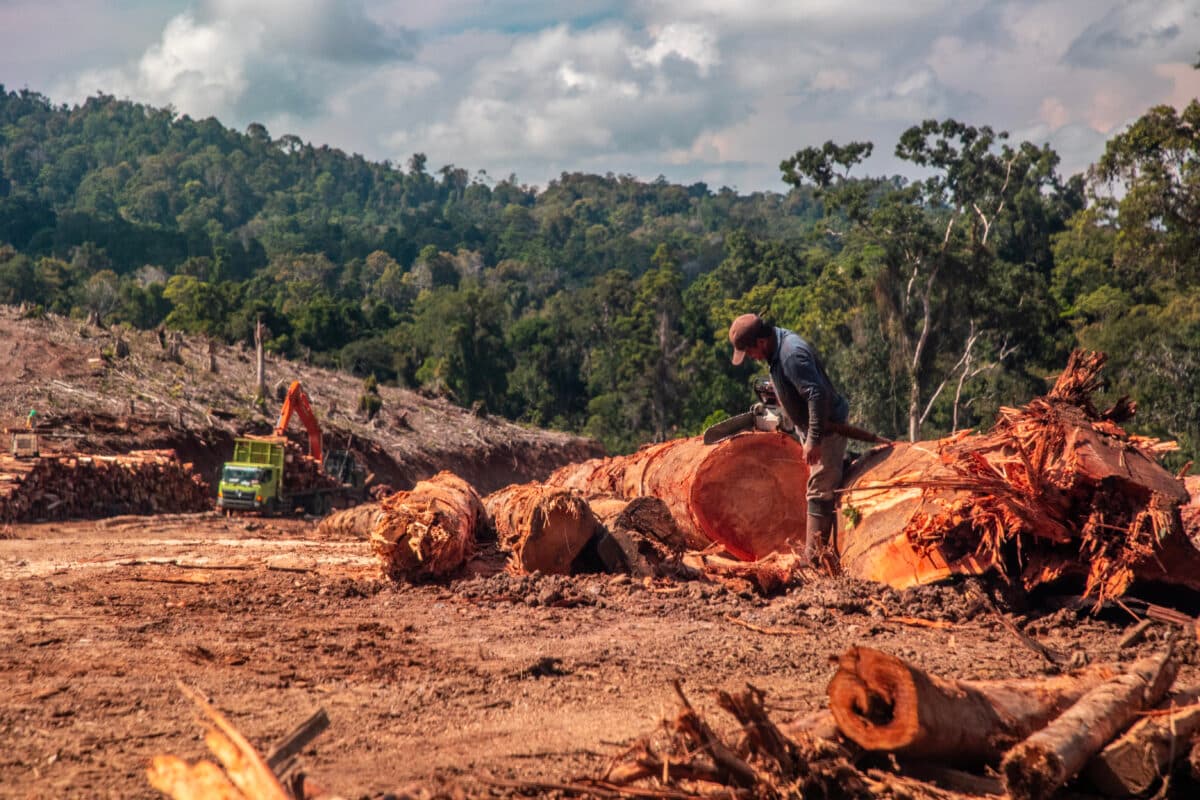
767;327;849;444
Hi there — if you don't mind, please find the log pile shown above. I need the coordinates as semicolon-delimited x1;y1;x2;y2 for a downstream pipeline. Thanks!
248;436;343;494
575;644;1196;800
839;351;1200;599
0;449;210;522
369;471;482;579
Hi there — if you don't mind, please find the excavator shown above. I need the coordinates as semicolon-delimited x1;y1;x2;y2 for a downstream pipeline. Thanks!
217;381;365;515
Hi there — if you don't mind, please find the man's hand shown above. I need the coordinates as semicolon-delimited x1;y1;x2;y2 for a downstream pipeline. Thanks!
804;439;822;466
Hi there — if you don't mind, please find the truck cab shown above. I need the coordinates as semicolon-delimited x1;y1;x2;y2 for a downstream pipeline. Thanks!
217;438;284;512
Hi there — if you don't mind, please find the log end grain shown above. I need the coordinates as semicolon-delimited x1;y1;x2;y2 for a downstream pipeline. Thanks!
517;491;597;574
1002;744;1064;800
484;484;598;575
690;432;808;560
827;647;922;753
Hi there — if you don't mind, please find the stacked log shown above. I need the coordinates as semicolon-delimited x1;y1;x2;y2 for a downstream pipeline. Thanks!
245;436;342;493
547;431;809;560
483;483;597;574
838;351;1200;599
1001;650;1178;799
0;450;210;522
370;471;482;579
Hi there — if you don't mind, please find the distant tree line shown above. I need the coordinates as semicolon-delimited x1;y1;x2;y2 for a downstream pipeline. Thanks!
1;87;1198;460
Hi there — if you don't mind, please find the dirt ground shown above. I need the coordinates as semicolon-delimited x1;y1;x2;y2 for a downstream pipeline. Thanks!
3;513;1191;800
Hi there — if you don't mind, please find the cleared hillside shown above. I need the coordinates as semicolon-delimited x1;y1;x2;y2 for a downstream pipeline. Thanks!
0;306;603;493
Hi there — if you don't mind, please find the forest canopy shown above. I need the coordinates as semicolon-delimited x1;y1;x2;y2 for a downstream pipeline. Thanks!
2;87;1198;460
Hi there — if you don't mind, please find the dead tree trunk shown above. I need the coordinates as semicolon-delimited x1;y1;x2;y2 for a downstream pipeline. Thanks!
1084;687;1200;796
370;472;482;579
827;646;1116;763
254;318;267;403
1001;649;1178;800
206;337;218;374
547;432;809;560
483;484;597;575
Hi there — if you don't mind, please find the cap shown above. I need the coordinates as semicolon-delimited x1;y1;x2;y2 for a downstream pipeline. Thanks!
728;313;765;365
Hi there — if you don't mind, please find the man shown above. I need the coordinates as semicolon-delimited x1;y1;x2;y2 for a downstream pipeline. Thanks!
728;313;849;566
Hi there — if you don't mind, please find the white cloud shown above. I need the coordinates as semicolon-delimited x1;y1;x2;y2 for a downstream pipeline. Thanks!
66;13;258;118
400;22;740;165
56;0;413;121
14;0;1200;191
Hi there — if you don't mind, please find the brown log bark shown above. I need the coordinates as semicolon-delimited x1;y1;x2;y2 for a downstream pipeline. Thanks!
316;503;382;539
547;431;809;560
1001;649;1178;800
370;471;482;579
589;495;688;550
588;495;687;576
483;483;597;575
827;646;1116;763
1084;687;1200;796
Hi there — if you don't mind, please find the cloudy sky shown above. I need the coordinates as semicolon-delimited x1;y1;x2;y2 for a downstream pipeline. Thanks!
1;0;1198;191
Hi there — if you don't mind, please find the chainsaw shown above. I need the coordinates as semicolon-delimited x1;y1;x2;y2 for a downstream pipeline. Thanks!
702;376;892;446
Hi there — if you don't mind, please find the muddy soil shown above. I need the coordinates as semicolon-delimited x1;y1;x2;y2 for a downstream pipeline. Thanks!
0;514;1189;799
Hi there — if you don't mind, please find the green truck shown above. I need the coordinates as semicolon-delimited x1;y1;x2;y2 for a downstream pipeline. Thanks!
216;437;365;515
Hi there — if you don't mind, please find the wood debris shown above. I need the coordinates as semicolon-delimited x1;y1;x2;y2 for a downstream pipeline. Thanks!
147;683;291;800
577;642;1195;800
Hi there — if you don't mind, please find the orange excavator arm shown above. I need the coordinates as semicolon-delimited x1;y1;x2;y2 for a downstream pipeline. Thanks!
275;380;323;462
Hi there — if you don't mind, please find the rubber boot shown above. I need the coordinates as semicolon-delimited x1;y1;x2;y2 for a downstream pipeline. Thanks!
804;500;838;574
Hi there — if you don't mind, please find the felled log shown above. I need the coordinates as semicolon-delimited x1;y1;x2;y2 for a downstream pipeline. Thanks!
837;351;1200;600
548;432;808;560
827;646;1115;763
483;483;597;574
370;471;482;579
0;449;210;522
1084;687;1200;796
1001;648;1178;800
588;495;687;576
316;502;381;539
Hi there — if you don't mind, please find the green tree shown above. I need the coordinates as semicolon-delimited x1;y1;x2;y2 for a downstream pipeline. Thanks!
782;120;1072;440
